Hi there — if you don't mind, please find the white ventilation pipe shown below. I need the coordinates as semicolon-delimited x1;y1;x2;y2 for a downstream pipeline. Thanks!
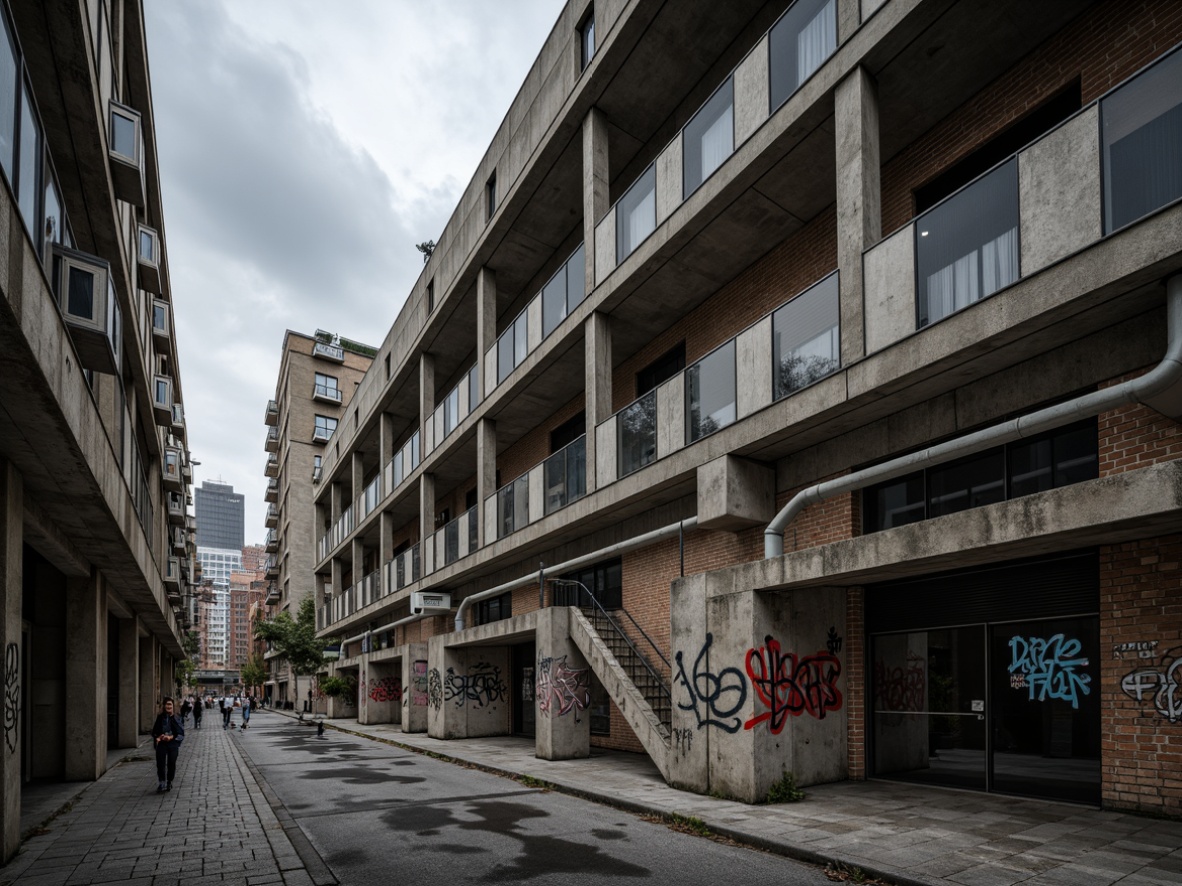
764;274;1182;559
454;517;698;631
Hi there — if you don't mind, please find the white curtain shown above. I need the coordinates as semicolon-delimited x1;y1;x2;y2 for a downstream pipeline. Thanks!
627;186;655;251
925;251;979;323
700;103;733;181
797;3;836;84
981;227;1018;296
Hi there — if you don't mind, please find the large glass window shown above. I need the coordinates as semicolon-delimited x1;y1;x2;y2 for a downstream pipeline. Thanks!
772;272;840;399
314;415;337;441
684;77;734;198
468;364;481;412
1102;45;1182;233
443;385;459;436
769;0;837;112
541;243;587;338
17;82;39;233
498;309;531;383
555;558;622;610
916;158;1019;328
314;372;339;400
544;435;586;515
497;474;530;537
616;166;656;262
686;340;736;442
618;390;657;477
579;9;596;71
0;13;15;181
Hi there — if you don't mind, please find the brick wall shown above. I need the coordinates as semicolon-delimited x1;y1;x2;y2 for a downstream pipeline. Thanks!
846;586;865;780
775;476;860;553
881;0;1182;233
496;392;586;488
612;207;837;411
1099;534;1182;815
1099;369;1182;475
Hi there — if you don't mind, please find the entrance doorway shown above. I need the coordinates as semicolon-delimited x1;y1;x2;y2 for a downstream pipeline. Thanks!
512;642;536;737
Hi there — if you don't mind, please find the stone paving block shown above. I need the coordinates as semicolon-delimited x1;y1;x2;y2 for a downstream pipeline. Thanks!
948;862;1033;886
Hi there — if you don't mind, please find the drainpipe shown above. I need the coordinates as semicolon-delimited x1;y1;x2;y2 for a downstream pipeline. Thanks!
764;274;1182;559
342;612;429;652
455;517;698;631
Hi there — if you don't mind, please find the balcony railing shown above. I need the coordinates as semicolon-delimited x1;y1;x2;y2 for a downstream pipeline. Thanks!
359;569;380;608
318;504;355;561
264;453;279;477
439;505;478;567
383;430;421;495
312;424;335;443
544;435;586;515
313;383;342;404
387;543;421;593
265;399;279;425
618;389;657;478
356;474;382;524
429;364;479;454
265;426;279;452
312;341;345;362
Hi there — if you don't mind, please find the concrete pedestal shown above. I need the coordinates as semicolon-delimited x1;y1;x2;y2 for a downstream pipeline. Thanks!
427;640;510;739
402;645;429;733
535;608;590;761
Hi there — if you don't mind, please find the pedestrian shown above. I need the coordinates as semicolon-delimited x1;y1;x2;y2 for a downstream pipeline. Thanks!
180;697;192;724
241;695;251;730
192;697;203;730
151;697;184;793
222;695;233;730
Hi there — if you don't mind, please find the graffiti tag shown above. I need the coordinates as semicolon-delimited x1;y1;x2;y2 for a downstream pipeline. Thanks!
874;652;926;713
411;660;428;707
369;676;402;703
427;667;443;710
672;727;693;754
826;627;843;655
674;633;747;733
744;636;842;732
1008;633;1091;709
1113;640;1159;661
4;644;16;754
1120;646;1182;724
536;656;590;719
444;662;507;708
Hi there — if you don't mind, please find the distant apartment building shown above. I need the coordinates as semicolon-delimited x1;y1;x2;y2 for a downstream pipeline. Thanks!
0;0;197;858
310;0;1182;818
263;330;373;707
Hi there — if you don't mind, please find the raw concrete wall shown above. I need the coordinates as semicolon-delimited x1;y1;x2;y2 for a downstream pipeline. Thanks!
534;608;591;760
402;645;429;733
427;641;511;740
863;222;914;354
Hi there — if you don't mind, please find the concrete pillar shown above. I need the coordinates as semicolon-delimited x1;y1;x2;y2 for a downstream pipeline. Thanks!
834;65;881;366
419;353;436;443
0;460;23;861
535;608;591;760
402;644;429;733
583;107;609;292
361;657;401;725
138;634;156;732
65;571;106;781
116;617;139;748
427;638;510;740
476;419;497;545
837;0;860;44
379;414;395;579
419;473;436;551
584;312;612;493
476;268;496;397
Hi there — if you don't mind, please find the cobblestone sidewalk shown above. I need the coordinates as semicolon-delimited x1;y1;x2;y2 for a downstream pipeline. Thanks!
0;713;327;886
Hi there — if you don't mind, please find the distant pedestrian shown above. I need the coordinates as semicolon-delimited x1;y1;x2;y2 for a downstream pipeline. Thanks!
241;696;251;730
151;697;184;793
192;699;203;730
180;697;192;724
221;696;233;730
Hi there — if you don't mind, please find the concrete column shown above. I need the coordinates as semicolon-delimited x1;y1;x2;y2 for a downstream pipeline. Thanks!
419;353;436;443
361;658;400;725
535;608;591;760
427;638;510;739
116;617;139;748
476;419;497;546
476;268;496;397
331;557;343;600
330;480;343;525
65;571;106;781
419;473;436;550
351;451;364;504
402;644;429;733
0;460;23;861
138;635;156;732
379;414;394;579
834;65;881;365
583;107;609;292
584;312;612;493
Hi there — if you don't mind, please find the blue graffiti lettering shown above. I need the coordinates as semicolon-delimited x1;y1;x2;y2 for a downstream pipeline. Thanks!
1008;633;1091;709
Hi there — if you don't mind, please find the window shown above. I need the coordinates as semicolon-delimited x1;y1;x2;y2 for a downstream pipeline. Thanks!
17;81;40;234
385;354;391;380
637;342;685;396
314;372;340;402
616;166;656;262
497;308;531;383
862;419;1098;533
769;0;836;112
467;364;481;412
443;385;460;436
916;159;1019;328
542;243;587;338
618;390;657;477
313;415;337;442
153;375;172;408
1102;45;1182;233
487;171;497;220
426;278;435;313
474;592;512;626
138;225;158;266
683;77;734;197
555;558;622;610
579;8;596;71
109;101;141;165
0;13;15;181
686;340;736;442
772;272;840;399
152;300;169;337
551;412;586;452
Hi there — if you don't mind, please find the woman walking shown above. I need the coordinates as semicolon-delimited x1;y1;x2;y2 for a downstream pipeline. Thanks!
240;695;251;730
151;697;185;793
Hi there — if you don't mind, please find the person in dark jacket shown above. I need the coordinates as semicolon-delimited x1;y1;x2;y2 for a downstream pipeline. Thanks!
151;697;185;793
192;697;203;730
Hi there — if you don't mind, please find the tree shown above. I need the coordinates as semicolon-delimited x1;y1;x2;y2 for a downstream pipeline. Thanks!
174;630;199;693
254;596;336;678
240;653;268;696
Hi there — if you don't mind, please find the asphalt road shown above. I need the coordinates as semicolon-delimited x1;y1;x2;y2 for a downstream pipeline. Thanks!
234;717;833;885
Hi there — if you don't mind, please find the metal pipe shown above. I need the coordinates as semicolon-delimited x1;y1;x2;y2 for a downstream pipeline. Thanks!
455;516;698;631
764;275;1182;558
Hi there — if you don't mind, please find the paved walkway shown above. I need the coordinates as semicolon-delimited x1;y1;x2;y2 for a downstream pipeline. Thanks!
1;712;329;886
4;708;1181;886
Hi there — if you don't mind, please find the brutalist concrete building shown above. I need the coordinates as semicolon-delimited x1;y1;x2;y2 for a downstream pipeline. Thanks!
312;0;1182;815
0;0;196;860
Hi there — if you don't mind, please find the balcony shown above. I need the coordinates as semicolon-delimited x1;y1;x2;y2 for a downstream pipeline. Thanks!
382;430;421;493
171;403;186;439
264;528;278;553
265;426;279;452
264;555;279;580
312;383;342;404
312;424;335;444
317;504;354;562
266;583;281;605
544;435;586;516
264;452;279;478
170;524;186;555
487;472;531;544
163;447;183;492
166;491;185;525
385;543;421;594
425;364;478;456
164;557;181;592
265;478;278;503
265;399;279;426
152;375;173;426
434;506;478;569
265;504;278;528
312;341;345;363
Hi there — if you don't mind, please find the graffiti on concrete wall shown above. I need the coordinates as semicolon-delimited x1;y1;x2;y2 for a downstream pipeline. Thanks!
1120;645;1181;724
674;632;747;734
1008;633;1092;709
444;662;507;708
874;652;926;713
427;667;443;710
536;655;590;719
744;636;843;732
410;660;429;707
369;676;403;703
672;727;693;754
4;643;16;754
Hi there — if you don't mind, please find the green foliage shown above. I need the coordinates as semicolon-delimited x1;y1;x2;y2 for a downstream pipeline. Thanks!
765;770;805;803
239;654;268;694
668;813;711;837
254;597;337;677
320;675;356;698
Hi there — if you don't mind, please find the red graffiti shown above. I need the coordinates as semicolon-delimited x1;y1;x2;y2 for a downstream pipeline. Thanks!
369;676;402;703
874;653;926;712
744;636;842;732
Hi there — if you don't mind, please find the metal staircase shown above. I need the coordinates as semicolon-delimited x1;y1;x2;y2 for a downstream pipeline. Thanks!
580;607;672;734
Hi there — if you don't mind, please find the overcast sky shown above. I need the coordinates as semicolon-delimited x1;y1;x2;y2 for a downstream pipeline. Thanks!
144;1;564;542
